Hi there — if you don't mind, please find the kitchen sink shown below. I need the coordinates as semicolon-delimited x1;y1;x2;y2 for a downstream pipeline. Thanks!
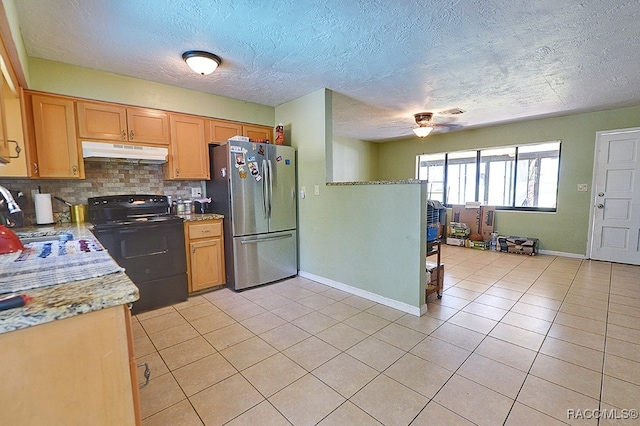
17;232;74;244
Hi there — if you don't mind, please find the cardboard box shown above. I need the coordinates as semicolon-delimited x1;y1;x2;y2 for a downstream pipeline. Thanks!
451;205;480;235
479;206;496;241
447;237;467;246
451;204;496;241
448;222;470;238
469;240;490;250
498;236;539;255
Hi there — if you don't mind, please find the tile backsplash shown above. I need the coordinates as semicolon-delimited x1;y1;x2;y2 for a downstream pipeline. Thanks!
0;162;204;225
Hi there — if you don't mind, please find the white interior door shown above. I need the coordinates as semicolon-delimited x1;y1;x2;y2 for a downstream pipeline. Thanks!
590;128;640;265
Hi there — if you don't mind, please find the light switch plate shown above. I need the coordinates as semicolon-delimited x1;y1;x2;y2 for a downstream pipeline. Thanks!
191;187;202;197
314;185;320;196
577;184;588;192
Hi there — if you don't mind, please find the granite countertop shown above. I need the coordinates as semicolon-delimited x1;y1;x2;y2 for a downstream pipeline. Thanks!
179;213;224;221
327;180;426;185
0;223;139;334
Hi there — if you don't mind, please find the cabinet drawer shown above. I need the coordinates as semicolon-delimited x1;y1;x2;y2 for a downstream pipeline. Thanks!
188;221;222;239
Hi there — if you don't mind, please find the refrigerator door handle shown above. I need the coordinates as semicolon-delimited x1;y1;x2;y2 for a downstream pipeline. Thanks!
268;159;273;218
262;159;268;219
240;233;294;244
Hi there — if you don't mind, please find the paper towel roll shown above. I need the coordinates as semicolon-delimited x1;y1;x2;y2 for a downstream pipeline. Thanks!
35;193;54;225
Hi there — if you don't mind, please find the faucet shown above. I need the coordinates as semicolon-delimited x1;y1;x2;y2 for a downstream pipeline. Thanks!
0;185;21;214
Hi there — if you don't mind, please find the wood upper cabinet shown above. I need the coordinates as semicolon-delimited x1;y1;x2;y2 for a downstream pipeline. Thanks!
243;124;273;142
185;219;225;292
0;76;9;164
207;119;243;143
77;101;169;145
26;92;83;178
164;113;209;180
0;85;27;177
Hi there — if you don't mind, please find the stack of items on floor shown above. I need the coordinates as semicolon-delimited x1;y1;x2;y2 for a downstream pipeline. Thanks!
445;203;539;255
497;235;539;255
446;203;496;250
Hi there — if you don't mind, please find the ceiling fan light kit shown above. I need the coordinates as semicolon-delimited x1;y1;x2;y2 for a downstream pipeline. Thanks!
413;126;433;137
182;50;221;75
413;112;434;137
412;110;465;137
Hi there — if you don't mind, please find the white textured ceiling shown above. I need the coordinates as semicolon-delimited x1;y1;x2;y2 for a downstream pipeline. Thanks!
14;0;640;142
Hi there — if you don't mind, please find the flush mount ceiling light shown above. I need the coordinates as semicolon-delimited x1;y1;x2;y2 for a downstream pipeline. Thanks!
412;112;434;137
182;50;221;75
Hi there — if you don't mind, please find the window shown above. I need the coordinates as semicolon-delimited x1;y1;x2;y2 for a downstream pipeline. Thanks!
416;153;445;201
416;141;560;210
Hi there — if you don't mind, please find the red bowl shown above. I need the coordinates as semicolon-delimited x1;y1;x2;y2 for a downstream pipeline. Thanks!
0;225;24;254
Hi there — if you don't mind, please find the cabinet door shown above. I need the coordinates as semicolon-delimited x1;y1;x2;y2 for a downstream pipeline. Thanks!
0;84;28;176
31;94;83;178
0;77;9;164
243;124;273;142
207;119;243;143
77;101;128;141
127;108;169;145
190;237;225;292
166;114;208;179
0;306;138;425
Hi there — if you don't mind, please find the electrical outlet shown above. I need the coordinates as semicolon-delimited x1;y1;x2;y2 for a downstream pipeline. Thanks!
191;187;202;198
314;185;320;196
577;184;588;192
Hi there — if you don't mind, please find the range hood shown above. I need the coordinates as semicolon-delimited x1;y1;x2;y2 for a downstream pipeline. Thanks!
82;141;168;164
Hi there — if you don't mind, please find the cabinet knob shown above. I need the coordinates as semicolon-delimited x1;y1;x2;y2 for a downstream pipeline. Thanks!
72;165;78;175
129;130;134;140
121;130;126;140
175;169;179;177
32;162;38;174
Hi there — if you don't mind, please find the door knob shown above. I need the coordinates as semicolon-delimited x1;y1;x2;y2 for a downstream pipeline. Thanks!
596;204;604;209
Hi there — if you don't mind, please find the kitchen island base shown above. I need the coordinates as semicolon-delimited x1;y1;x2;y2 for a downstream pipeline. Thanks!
0;304;140;425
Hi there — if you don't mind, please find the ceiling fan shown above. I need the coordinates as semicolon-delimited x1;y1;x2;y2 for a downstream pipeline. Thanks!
412;108;465;137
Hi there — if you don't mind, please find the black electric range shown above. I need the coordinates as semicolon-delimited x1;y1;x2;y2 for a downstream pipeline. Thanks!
88;195;187;314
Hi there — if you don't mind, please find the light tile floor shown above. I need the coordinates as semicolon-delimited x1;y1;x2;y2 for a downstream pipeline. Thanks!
134;246;640;425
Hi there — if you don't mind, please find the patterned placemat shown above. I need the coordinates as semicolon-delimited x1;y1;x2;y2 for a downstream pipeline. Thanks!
0;239;125;294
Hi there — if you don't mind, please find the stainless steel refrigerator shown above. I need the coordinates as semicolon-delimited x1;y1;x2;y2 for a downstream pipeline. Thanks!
207;140;297;290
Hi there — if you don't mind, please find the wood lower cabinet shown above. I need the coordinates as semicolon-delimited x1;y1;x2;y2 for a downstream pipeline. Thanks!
185;219;225;292
25;92;83;178
0;305;140;425
164;113;209;180
77;101;169;145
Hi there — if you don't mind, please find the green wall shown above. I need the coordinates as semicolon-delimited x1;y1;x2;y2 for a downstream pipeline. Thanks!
376;106;640;255
332;136;380;182
276;89;427;312
26;58;274;126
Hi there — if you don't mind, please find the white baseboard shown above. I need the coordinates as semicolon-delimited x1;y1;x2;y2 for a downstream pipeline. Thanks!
298;271;423;317
538;249;586;259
